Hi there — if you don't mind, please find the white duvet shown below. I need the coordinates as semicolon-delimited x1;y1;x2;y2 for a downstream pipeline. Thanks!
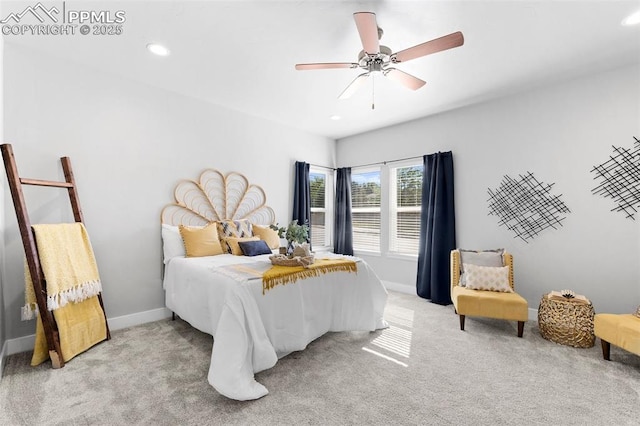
163;252;388;400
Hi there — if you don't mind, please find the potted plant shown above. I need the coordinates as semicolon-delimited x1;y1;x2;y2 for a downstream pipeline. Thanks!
270;220;309;255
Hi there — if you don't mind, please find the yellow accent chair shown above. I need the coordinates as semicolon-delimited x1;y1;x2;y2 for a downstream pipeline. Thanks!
594;313;640;361
450;250;528;337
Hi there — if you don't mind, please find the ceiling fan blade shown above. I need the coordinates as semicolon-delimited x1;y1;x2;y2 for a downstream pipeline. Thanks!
338;73;370;99
392;31;464;63
295;62;358;71
353;12;380;55
384;68;426;90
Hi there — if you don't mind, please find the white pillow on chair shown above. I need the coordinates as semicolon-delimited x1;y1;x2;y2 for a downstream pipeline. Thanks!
463;263;512;293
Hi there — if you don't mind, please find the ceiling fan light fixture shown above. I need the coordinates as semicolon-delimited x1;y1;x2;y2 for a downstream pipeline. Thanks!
622;10;640;26
338;73;370;100
146;43;170;56
358;45;392;67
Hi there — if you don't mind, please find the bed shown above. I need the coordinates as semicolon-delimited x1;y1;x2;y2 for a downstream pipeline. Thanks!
161;169;388;400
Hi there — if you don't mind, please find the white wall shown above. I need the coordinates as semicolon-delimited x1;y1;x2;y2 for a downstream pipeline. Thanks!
338;64;640;314
2;44;335;340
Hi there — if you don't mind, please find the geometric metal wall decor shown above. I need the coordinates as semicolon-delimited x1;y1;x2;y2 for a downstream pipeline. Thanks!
590;137;640;220
487;172;571;242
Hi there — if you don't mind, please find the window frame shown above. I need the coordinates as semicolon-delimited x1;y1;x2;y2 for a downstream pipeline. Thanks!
388;160;424;257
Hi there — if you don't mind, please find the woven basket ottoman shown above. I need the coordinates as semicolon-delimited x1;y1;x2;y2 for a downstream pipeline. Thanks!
538;293;595;348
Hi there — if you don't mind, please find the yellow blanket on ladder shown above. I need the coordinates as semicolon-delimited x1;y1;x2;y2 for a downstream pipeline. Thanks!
24;223;107;366
32;296;107;366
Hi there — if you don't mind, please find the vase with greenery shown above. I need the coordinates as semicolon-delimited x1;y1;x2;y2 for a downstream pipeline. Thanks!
270;220;309;255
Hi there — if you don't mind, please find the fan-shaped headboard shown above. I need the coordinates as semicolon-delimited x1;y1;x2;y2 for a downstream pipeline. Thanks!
161;169;276;226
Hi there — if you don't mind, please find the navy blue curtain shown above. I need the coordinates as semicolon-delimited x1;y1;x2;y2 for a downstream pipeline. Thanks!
292;161;311;243
334;167;354;255
416;152;456;305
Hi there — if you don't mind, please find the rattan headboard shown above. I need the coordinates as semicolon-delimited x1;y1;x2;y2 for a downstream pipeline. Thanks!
160;169;276;226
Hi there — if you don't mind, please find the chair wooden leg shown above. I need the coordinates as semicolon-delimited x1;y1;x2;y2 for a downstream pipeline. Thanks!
517;321;524;338
459;314;465;331
601;339;611;361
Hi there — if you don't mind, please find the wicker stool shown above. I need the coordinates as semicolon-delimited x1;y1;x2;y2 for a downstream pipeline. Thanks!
538;293;595;348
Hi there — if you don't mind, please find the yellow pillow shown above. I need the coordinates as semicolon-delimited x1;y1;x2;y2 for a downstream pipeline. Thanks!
252;225;280;249
224;236;260;256
179;223;224;257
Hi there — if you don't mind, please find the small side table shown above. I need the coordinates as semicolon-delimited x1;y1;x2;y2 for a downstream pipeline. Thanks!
538;293;595;348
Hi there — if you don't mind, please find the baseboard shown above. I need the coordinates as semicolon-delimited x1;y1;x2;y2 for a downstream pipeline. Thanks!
5;334;35;357
3;306;172;357
0;339;7;377
107;306;172;331
529;308;538;322
382;280;415;295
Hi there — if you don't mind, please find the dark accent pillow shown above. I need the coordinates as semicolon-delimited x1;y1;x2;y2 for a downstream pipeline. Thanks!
239;239;272;256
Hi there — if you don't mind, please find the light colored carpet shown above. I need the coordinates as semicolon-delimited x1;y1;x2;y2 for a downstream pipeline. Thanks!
1;291;639;425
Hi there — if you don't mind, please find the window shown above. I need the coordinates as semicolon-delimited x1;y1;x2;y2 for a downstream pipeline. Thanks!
390;163;423;255
351;168;381;252
349;161;424;257
309;168;332;249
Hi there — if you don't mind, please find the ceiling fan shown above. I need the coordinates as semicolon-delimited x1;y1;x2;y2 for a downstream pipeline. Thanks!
295;12;464;102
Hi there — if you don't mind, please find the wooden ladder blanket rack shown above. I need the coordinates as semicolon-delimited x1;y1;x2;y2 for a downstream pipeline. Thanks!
1;143;110;368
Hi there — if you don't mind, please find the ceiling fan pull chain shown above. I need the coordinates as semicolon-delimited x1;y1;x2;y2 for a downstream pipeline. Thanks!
372;73;375;110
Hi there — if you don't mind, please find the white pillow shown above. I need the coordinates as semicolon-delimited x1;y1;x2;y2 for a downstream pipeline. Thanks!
464;263;512;293
161;224;186;264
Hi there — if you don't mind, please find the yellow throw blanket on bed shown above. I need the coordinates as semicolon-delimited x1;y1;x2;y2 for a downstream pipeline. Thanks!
262;258;357;294
23;223;107;366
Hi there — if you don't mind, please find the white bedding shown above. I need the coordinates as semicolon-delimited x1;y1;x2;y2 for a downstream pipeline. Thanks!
163;252;388;400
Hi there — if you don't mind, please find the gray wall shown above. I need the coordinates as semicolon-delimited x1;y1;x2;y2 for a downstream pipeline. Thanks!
3;44;639;345
2;44;336;340
337;64;640;314
0;2;5;360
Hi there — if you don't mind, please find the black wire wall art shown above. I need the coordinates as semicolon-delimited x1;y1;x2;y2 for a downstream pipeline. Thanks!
591;137;640;220
487;172;571;243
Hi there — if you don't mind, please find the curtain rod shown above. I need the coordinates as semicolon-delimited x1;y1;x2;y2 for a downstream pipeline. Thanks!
350;155;423;169
309;155;423;171
308;163;336;171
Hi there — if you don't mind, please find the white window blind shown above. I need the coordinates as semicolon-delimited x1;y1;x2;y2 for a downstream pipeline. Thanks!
351;168;381;252
309;171;326;248
390;163;423;255
309;168;333;249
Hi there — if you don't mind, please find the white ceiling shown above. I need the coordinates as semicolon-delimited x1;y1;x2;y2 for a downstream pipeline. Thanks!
5;0;640;139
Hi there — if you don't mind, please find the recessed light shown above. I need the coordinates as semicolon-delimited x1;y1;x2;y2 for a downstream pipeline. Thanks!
622;10;640;26
330;115;341;121
146;43;170;56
